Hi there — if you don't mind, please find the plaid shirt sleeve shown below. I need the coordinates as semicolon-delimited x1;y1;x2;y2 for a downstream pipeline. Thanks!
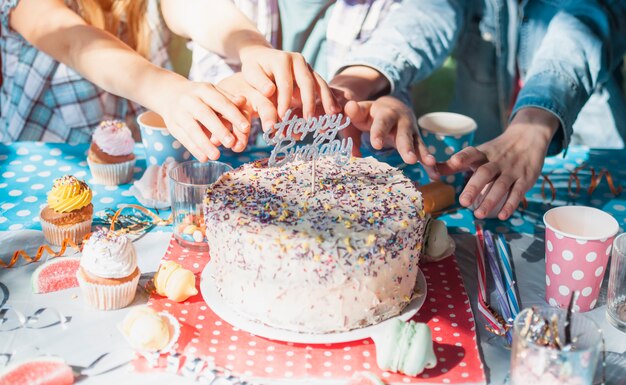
0;0;171;144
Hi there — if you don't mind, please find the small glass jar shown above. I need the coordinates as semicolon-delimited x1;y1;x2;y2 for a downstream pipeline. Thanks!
607;233;626;332
510;306;603;385
169;160;233;251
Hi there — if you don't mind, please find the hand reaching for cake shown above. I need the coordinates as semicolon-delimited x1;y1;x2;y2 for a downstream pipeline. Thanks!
157;79;251;161
240;46;340;121
343;96;437;168
218;72;279;136
437;107;559;220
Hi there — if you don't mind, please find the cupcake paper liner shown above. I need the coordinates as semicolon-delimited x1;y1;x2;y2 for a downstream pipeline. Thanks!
77;271;140;311
40;216;92;246
88;158;136;186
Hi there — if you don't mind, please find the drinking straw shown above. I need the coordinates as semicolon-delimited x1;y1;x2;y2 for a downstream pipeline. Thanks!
495;234;521;319
484;230;513;344
475;224;507;336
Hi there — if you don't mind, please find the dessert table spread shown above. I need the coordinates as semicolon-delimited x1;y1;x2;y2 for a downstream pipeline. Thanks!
1;142;626;385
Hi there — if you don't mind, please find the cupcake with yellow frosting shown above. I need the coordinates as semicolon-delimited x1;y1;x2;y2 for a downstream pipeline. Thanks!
39;175;93;246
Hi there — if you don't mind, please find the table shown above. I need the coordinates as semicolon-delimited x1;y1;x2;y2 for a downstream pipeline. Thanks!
1;142;626;384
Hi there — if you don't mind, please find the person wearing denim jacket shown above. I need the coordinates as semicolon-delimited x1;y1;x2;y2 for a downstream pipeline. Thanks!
335;0;626;220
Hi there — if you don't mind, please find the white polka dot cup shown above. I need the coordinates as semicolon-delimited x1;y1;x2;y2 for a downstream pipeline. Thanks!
543;206;619;312
138;111;192;166
418;112;477;193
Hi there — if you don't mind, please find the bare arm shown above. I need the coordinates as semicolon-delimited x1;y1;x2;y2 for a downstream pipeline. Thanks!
12;0;181;113
161;0;339;121
161;0;271;59
11;0;251;160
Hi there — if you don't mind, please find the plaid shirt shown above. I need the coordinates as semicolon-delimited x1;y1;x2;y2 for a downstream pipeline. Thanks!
0;0;171;143
188;0;399;84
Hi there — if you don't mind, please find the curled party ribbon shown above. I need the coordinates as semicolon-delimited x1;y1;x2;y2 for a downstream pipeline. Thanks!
538;164;624;202
1;235;88;269
0;307;70;332
588;168;623;196
109;204;172;232
540;173;557;203
2;205;172;269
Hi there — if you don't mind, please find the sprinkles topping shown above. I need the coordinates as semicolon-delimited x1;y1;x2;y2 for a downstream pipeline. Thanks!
204;156;427;278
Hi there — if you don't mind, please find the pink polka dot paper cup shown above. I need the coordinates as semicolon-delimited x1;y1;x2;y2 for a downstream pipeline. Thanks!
543;206;619;312
138;111;192;166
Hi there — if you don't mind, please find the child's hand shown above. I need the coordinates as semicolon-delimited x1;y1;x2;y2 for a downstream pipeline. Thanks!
342;96;436;167
157;80;251;161
437;107;560;220
218;72;279;134
239;46;340;121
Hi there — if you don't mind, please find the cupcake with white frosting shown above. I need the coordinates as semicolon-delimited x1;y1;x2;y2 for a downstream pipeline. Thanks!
76;229;140;310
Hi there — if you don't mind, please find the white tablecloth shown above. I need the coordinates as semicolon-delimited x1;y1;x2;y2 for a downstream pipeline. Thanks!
1;230;625;384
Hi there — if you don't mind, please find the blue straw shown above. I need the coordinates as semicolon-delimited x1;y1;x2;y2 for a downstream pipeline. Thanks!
484;231;513;344
496;234;521;318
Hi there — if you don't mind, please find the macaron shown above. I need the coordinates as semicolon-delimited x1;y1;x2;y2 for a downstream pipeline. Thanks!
402;322;437;376
372;319;437;376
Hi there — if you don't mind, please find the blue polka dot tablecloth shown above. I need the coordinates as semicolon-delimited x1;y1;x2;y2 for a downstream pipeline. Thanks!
0;143;624;235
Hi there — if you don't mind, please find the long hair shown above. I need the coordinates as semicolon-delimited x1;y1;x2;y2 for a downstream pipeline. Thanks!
77;0;151;58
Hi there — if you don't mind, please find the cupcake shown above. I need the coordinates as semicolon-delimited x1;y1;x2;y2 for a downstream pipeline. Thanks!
76;229;140;310
87;120;136;185
40;175;93;246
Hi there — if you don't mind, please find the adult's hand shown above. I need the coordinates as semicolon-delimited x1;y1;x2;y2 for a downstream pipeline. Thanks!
437;107;560;220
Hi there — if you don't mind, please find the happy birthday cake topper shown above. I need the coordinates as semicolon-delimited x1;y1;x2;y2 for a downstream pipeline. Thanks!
262;109;353;168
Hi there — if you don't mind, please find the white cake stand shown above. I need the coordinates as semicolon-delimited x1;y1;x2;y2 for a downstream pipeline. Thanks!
200;263;427;344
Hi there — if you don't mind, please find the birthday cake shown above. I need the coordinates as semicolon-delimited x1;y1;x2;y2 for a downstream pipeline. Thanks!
204;156;437;333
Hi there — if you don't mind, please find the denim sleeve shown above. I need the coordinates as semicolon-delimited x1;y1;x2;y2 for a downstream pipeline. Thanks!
512;0;626;154
335;0;466;99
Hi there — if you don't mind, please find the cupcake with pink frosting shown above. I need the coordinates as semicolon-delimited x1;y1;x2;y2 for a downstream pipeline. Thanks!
87;120;136;185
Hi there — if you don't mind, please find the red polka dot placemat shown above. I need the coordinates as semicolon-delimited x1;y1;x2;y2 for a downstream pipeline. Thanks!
135;237;485;384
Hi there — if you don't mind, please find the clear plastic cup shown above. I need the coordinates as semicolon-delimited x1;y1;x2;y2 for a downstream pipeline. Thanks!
510;306;603;385
169;160;233;251
607;233;626;332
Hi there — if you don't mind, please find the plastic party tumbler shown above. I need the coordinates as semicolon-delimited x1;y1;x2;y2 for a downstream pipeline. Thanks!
417;112;476;193
543;206;619;312
138;111;192;166
607;232;626;332
510;306;603;385
169;160;233;251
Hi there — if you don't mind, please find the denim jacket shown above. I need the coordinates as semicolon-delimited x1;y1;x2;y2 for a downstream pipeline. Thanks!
341;0;626;152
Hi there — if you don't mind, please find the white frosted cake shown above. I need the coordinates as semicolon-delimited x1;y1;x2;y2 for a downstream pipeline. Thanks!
204;156;431;333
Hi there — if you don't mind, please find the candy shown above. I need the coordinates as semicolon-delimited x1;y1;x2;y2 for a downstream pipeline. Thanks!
154;261;198;302
192;230;204;243
183;225;198;235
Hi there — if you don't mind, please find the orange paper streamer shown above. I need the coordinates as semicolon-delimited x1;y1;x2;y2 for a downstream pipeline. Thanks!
1;234;89;269
2;205;172;269
567;165;623;197
540;173;557;203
